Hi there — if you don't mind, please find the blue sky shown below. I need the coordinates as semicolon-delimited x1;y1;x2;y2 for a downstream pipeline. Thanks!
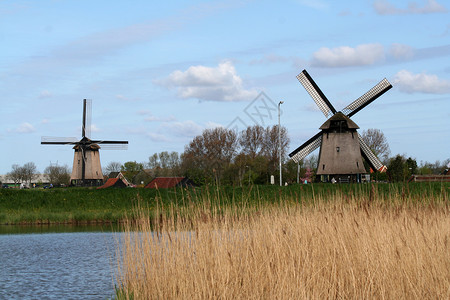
1;0;449;173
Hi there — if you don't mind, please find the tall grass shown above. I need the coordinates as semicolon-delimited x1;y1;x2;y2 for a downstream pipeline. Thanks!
115;187;449;299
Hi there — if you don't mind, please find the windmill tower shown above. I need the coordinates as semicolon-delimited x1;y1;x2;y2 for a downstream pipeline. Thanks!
41;99;128;186
289;70;392;183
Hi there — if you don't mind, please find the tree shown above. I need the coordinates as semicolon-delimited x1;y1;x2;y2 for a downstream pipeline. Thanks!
148;153;159;169
239;125;265;158
361;128;390;162
105;161;122;174
45;164;71;186
387;155;405;182
122;161;144;172
263;125;290;170
121;161;144;183
7;164;23;187
167;151;181;175
387;155;417;182
22;162;38;185
6;163;39;187
182;127;238;185
158;151;170;169
406;157;418;175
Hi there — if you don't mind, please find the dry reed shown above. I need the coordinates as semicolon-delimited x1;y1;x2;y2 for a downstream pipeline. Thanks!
115;189;449;299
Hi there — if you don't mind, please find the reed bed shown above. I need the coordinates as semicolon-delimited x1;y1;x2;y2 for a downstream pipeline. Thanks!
115;188;449;299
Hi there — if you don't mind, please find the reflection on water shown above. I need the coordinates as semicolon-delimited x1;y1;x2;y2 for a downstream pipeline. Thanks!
0;224;121;235
0;226;123;299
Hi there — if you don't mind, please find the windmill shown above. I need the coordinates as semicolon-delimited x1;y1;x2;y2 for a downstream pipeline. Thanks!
41;99;128;186
289;70;392;183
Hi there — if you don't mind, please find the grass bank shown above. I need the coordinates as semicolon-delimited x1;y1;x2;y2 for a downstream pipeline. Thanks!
0;182;448;225
115;185;449;299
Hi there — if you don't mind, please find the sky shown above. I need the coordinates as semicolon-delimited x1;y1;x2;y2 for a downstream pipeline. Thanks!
1;0;449;174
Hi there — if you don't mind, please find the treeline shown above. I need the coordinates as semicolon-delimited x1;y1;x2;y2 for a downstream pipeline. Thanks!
3;126;449;187
3;163;71;187
111;125;295;186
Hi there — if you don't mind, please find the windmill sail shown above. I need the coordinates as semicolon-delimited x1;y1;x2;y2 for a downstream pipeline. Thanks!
358;134;385;171
82;99;92;139
41;99;128;186
296;70;337;118
343;78;392;117
41;136;79;144
289;132;322;163
290;69;391;182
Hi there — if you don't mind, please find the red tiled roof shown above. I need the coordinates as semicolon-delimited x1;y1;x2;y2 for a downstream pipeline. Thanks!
97;178;127;189
144;177;185;189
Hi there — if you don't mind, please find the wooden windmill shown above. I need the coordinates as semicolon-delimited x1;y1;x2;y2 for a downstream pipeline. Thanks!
41;99;128;186
289;70;392;183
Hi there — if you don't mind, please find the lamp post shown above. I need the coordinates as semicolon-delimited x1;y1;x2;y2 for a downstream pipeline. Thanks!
278;101;284;186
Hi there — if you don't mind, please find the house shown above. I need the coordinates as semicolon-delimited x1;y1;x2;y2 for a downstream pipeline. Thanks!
97;178;128;189
144;177;195;189
132;169;154;187
108;171;133;187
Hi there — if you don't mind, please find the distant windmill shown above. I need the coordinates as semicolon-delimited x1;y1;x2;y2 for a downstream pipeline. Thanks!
289;70;392;183
41;99;128;186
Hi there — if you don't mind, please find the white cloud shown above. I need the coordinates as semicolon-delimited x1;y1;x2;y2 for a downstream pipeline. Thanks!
162;120;204;137
126;126;169;142
138;110;176;122
374;0;447;15
389;43;415;60
145;115;176;122
394;70;450;94
39;90;52;99
158;61;258;102
311;44;385;67
145;132;169;142
10;122;36;133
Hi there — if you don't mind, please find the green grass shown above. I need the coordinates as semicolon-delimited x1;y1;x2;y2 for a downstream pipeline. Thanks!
0;182;448;224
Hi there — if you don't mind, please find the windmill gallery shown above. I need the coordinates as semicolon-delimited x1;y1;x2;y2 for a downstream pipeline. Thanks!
41;70;392;186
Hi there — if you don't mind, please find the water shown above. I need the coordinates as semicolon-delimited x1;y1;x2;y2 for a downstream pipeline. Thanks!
0;226;122;299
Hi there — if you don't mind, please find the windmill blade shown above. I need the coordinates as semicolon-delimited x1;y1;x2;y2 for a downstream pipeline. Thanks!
289;132;322;163
343;78;392;117
91;140;128;144
358;134;385;172
82;99;92;139
297;70;337;118
41;136;78;145
91;140;128;150
97;144;128;150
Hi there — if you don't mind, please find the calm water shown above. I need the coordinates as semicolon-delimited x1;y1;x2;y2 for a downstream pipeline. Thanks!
0;226;123;299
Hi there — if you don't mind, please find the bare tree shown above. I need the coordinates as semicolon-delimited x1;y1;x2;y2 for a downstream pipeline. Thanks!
45;164;71;186
105;161;122;174
182;127;238;184
263;125;290;173
361;128;390;162
148;153;159;169
239;125;265;158
159;151;170;169
7;164;23;187
22;162;38;185
6;163;38;187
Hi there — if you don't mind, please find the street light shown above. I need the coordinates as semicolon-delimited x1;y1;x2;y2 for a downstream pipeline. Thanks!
278;101;284;186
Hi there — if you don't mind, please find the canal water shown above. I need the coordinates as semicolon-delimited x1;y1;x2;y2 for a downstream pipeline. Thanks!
0;225;123;299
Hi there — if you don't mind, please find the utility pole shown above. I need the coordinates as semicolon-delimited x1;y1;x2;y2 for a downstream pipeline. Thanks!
278;101;284;186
